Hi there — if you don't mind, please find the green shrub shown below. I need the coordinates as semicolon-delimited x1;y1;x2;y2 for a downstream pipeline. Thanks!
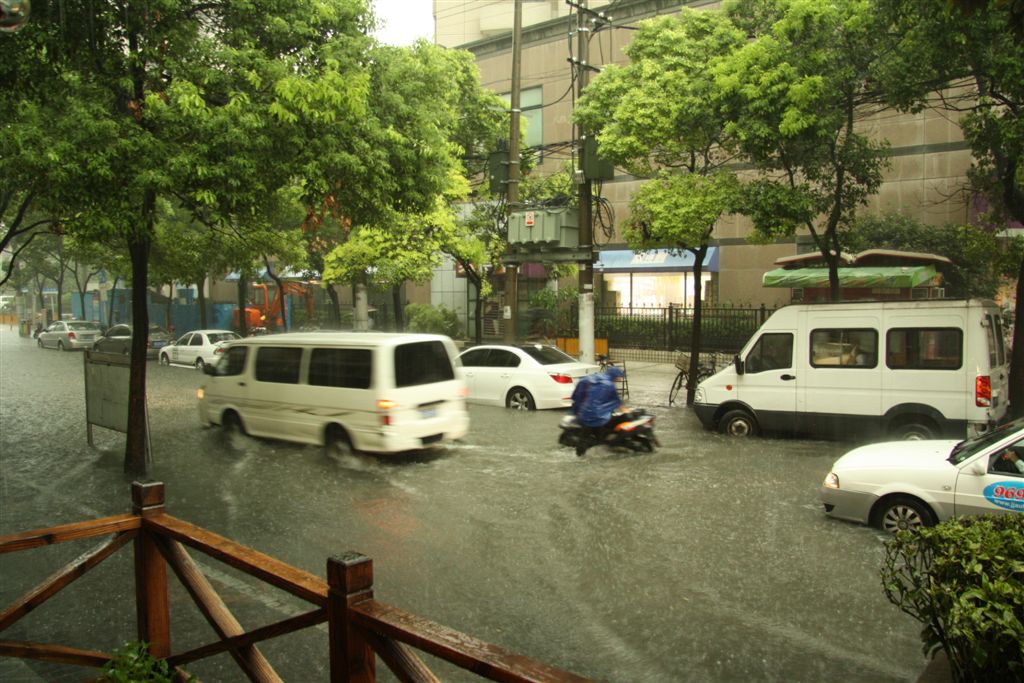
405;303;463;339
100;642;185;683
881;514;1024;682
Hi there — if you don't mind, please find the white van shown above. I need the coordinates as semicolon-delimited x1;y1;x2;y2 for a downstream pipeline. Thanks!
693;299;1010;440
197;332;470;455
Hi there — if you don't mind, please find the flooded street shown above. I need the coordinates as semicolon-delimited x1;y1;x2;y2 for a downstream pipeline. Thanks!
0;328;927;682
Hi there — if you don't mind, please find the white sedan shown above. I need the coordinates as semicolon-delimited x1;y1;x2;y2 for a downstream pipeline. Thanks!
158;329;240;370
821;418;1024;533
456;344;599;410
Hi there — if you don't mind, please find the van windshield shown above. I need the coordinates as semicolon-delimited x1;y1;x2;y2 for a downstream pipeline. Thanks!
394;341;455;387
949;418;1024;464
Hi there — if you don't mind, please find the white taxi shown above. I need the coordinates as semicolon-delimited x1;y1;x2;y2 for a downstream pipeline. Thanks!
821;418;1024;533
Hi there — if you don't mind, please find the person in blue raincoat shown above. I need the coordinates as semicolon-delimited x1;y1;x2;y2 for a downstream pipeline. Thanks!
569;366;627;456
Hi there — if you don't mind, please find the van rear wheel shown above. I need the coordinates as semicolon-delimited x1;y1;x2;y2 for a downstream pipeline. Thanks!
325;426;354;459
892;419;935;441
719;409;759;437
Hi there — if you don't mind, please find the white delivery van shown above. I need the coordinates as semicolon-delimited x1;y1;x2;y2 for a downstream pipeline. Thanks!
197;332;470;455
693;299;1010;440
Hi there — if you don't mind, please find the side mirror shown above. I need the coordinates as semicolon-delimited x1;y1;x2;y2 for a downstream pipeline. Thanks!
967;460;987;477
734;355;744;376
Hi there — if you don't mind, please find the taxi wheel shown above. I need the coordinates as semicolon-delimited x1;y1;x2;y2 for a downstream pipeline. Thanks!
57;340;65;351
37;338;43;348
875;496;935;533
719;409;759;437
159;354;170;366
506;387;536;411
194;358;205;371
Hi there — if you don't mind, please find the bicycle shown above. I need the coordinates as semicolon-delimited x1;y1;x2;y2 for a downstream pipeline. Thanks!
669;351;724;406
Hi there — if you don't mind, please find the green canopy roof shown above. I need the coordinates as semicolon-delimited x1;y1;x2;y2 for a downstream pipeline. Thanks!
762;265;938;289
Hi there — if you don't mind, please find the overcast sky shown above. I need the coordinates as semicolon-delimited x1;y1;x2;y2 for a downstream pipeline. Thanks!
371;0;435;46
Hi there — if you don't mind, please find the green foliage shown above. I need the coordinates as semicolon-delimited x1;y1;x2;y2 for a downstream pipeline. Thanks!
100;642;189;683
881;514;1024;682
404;303;463;339
842;213;1006;298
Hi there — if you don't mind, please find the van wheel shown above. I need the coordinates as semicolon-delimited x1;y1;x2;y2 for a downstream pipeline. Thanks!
719;409;759;437
222;411;245;437
506;388;536;411
325;425;354;459
892;419;935;441
874;495;935;533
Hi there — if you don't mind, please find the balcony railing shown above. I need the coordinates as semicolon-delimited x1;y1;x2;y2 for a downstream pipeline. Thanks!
0;481;592;682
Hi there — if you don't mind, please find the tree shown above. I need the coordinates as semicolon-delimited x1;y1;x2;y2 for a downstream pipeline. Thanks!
842;213;1006;298
575;9;746;404
717;0;890;301
871;0;1024;416
1;0;373;474
317;40;505;331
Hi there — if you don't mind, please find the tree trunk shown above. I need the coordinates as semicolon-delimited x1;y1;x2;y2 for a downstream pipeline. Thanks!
165;282;174;334
265;259;288;332
124;197;154;476
472;276;484;344
325;285;341;329
197;275;208;328
685;245;707;406
392;284;403;332
236;277;248;336
107;274;120;326
1009;257;1024;419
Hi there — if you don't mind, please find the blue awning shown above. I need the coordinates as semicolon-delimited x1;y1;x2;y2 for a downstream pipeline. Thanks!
594;248;719;273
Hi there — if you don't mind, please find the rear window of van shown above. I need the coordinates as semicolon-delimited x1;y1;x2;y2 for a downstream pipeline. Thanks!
394;341;455;387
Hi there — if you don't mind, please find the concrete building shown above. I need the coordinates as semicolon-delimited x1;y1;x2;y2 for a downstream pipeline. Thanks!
433;0;976;310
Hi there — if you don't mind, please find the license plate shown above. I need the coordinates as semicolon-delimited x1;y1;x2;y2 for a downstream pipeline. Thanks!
152;341;166;348
420;408;437;419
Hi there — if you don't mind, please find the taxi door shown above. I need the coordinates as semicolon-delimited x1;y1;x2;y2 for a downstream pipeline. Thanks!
954;438;1024;518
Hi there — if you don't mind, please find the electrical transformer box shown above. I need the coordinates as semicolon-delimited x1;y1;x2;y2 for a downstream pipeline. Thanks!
508;210;578;247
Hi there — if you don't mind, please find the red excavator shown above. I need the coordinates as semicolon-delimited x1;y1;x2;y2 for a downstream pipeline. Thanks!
233;282;315;331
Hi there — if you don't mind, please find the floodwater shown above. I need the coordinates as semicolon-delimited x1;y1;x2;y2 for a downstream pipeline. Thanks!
0;328;927;682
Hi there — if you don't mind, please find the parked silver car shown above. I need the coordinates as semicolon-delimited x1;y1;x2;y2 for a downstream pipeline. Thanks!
37;320;103;351
92;323;175;359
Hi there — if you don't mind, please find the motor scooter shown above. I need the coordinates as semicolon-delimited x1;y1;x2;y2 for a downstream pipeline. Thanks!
558;408;659;454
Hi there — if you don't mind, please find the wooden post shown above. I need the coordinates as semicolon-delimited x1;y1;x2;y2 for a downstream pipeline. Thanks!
132;481;170;659
327;552;375;683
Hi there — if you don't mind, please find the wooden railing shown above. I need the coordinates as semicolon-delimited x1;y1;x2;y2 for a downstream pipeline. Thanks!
0;481;593;682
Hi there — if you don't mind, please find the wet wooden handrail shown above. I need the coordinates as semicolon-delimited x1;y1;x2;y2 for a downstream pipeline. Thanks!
0;481;592;683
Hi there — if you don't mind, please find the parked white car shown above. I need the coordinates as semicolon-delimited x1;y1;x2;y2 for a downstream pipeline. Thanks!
456;344;599;410
821;418;1024;533
37;320;103;351
159;329;240;370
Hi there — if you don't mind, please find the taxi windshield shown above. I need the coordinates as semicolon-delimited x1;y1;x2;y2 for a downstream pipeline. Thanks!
949;418;1024;465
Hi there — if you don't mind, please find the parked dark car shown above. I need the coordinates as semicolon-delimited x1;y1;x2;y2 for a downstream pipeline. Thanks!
92;323;175;359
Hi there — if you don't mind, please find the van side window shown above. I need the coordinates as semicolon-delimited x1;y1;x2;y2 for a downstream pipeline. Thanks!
886;328;962;370
217;346;248;376
746;333;793;373
988;315;1006;366
254;347;303;384
309;348;372;389
394;341;455;387
810;329;878;368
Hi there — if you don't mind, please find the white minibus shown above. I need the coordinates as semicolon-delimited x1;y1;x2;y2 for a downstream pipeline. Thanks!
197;332;469;455
693;299;1010;440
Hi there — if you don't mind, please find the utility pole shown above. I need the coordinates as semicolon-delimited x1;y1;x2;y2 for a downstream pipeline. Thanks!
575;0;595;363
503;0;523;344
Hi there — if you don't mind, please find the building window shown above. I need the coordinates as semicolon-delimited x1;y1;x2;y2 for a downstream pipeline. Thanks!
501;86;543;158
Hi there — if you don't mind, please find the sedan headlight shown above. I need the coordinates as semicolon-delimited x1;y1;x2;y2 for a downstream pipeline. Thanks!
823;472;840;489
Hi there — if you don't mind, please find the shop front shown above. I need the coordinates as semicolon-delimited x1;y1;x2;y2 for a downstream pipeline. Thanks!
594;248;719;308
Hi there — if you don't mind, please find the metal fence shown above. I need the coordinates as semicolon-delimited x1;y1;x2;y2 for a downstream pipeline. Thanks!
559;303;777;356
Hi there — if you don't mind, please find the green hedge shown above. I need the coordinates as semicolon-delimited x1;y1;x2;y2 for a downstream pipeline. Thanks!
404;303;463;339
881;514;1024;682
